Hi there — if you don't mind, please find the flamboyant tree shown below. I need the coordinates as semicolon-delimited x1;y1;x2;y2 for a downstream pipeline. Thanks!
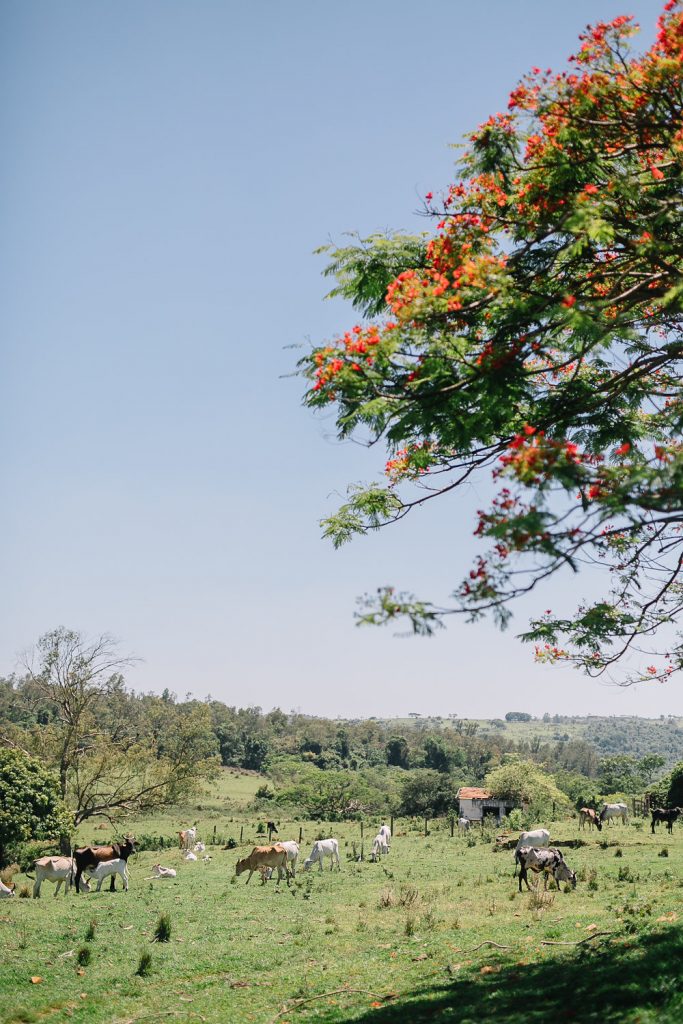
300;3;683;686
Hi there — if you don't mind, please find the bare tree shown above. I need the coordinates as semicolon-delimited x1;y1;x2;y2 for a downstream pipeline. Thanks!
22;629;218;846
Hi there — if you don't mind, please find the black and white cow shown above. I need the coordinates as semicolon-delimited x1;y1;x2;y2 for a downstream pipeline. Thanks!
651;807;683;834
514;846;577;893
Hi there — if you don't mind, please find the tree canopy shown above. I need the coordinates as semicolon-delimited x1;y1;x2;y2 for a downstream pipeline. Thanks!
300;3;683;686
0;748;69;865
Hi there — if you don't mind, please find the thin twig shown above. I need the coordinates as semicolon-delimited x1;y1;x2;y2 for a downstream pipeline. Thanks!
266;987;386;1024
541;931;615;946
453;940;514;952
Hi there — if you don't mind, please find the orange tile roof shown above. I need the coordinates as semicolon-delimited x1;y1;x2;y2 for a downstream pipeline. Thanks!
457;787;493;800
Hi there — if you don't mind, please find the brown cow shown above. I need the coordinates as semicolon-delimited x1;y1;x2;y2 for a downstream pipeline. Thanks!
579;807;603;831
235;844;289;885
73;836;136;895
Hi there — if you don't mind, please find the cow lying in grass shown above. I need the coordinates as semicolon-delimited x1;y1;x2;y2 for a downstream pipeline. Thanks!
235;845;289;885
0;879;15;898
514;846;577;893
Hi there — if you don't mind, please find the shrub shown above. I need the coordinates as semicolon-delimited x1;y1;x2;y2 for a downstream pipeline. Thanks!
136;951;153;977
77;947;92;967
659;847;669;858
153;914;172;943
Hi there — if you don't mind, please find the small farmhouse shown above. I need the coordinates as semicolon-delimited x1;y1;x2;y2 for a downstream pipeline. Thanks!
457;787;515;824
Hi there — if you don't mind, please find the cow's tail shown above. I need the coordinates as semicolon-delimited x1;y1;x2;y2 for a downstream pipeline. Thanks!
25;871;35;880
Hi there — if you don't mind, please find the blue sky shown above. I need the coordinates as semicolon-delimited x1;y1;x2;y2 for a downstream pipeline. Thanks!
3;0;680;719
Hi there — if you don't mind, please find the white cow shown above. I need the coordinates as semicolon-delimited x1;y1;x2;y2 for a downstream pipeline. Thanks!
514;828;551;857
178;827;197;850
379;824;391;849
0;879;15;898
184;851;198;862
370;834;389;861
31;856;91;898
89;857;129;892
193;842;206;853
151;864;177;878
600;802;628;826
458;817;470;833
303;838;341;872
278;840;300;877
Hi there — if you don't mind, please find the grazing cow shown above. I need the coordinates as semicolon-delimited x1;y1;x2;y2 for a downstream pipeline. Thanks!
178;828;197;850
514;846;577;893
151;864;177;878
579;807;603;832
0;879;15;898
277;840;299;877
651;807;683;834
88;858;129;892
513;829;551;857
370;834;389;862
378;824;391;849
73;836;136;895
303;838;341;872
458;817;470;833
30;856;91;897
235;844;289;885
600;802;628;826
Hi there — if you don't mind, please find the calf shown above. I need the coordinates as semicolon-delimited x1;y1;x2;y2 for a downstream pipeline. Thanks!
178;828;197;850
513;828;550;857
73;836;136;895
31;856;91;897
303;838;340;872
651;807;683;834
579;808;603;832
370;834;388;862
0;879;15;898
151;864;177;878
88;858;129;892
235;844;289;885
457;817;470;833
515;846;577;893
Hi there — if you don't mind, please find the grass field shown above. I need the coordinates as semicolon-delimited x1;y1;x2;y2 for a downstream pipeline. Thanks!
2;774;683;1024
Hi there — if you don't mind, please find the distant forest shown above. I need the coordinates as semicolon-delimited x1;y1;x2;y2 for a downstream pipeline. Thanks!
2;673;681;789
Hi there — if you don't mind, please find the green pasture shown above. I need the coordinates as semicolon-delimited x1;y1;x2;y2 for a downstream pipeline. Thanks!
2;803;683;1024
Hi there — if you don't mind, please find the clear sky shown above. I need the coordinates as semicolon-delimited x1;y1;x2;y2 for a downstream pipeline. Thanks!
2;0;680;720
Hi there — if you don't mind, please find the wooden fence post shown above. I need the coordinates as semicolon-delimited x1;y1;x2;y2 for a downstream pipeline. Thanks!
298;826;303;844
450;816;455;838
424;816;428;837
240;825;243;844
390;814;394;836
213;825;217;846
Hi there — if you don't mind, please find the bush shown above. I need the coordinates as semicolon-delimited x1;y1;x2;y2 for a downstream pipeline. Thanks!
136;951;153;977
153;914;172;943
